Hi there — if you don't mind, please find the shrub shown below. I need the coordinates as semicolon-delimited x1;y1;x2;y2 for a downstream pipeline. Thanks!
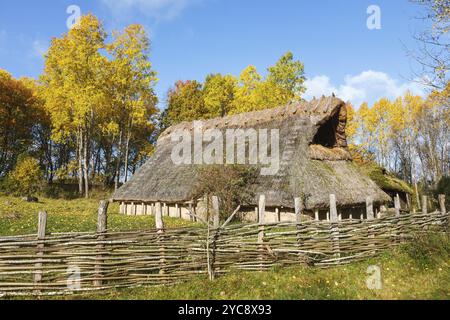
193;165;259;219
402;233;450;269
7;156;44;196
436;176;450;197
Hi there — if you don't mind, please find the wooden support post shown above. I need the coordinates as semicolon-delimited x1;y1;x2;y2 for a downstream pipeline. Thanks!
394;194;401;217
212;196;220;229
94;201;108;287
366;196;374;220
258;195;266;271
275;208;280;223
438;194;446;215
175;203;181;219
34;211;47;289
422;195;428;215
314;209;319;221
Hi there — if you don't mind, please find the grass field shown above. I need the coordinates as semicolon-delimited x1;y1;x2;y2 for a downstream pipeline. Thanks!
0;195;449;300
0;195;196;235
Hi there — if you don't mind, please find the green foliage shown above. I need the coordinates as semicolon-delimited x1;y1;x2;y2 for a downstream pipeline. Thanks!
7;156;43;196
193;165;259;219
402;233;450;269
436;176;450;197
162;51;307;126
266;51;306;101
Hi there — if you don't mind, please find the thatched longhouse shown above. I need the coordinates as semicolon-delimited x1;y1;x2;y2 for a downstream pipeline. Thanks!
113;96;390;222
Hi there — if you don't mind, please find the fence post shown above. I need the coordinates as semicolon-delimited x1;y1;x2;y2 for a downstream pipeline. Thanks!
422;196;428;215
295;197;305;261
438;194;446;215
394;194;401;217
258;195;266;271
94;201;108;288
329;195;340;262
212;196;220;229
366;196;374;220
155;202;166;275
34;211;47;291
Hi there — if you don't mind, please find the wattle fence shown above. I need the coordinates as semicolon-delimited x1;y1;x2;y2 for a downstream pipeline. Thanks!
0;195;448;297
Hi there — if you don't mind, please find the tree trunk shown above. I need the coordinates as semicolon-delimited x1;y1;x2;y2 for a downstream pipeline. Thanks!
114;130;123;191
83;128;90;199
78;128;84;196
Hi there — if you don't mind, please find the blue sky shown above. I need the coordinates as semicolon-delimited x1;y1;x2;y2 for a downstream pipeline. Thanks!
0;0;430;108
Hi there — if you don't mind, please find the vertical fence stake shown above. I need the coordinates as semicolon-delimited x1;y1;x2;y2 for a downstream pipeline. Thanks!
422;196;428;215
366;196;374;220
295;198;304;261
94;201;108;288
155;202;166;275
209;196;220;281
415;183;421;210
212;196;220;229
34;211;47;292
258;195;266;271
438;194;446;215
329;195;340;261
394;194;401;217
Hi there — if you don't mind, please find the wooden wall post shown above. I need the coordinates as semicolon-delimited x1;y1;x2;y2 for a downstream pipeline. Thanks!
438;194;446;215
34;211;47;288
94;201;108;287
366;196;374;220
394;194;401;217
422;195;428;215
212;196;220;229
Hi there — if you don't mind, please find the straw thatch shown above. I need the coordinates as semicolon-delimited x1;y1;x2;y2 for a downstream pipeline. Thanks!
113;96;390;209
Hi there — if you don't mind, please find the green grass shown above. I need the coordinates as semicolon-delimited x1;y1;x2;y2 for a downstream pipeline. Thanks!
0;195;196;236
50;234;449;300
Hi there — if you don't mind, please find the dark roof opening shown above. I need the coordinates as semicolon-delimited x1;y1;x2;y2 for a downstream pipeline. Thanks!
312;105;348;149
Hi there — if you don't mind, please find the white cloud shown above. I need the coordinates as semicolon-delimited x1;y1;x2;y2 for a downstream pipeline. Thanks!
32;40;48;59
304;70;427;108
101;0;198;21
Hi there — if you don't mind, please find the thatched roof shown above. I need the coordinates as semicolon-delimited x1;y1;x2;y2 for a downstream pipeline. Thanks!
360;162;414;195
113;97;390;209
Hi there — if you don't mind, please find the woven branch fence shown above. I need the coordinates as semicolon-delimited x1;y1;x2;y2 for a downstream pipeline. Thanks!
0;194;448;297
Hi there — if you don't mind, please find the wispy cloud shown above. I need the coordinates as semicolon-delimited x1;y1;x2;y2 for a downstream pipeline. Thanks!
304;70;427;108
100;0;199;21
31;39;49;59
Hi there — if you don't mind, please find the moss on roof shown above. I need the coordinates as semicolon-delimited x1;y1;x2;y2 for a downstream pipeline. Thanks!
360;163;413;194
